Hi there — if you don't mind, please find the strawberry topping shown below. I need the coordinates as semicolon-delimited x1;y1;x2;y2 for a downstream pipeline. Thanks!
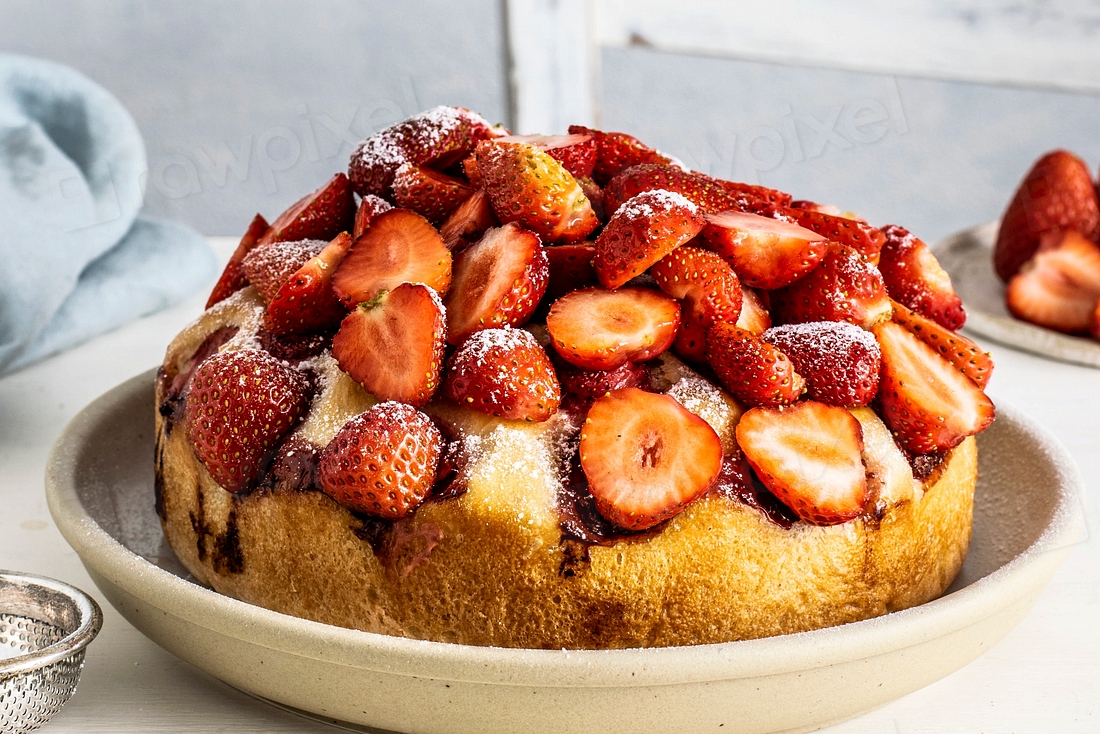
890;300;993;389
700;211;829;290
352;194;393;238
770;243;892;329
877;224;966;330
762;321;881;407
497;133;598;179
705;322;805;407
603;164;755;216
264;232;353;335
650;245;743;328
206;213;270;308
257;172;355;246
1005;228;1100;334
567;125;676;185
242;239;326;304
545;243;598;301
439;189;499;251
736;287;772;335
392;162;475;224
784;207;885;264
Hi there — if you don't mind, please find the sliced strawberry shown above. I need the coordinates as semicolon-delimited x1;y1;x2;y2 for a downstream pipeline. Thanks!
392;162;475;224
874;320;995;454
206;213;270;308
592;190;705;289
770;243;892;329
497;133;597;179
264;232;353;335
567;125;677;185
1005;228;1100;333
545;243;598;301
445;223;549;344
761;321;881;406
890;300;992;388
995;150;1100;281
242;239;326;304
673;319;708;363
603;164;755;216
576;177;606;222
258;173;355;245
736;401;868;526
736;287;772;335
443;327;561;422
557;360;651;409
185;349;311;493
705;175;792;208
352;194;393;238
331;209;452;307
580;387;723;531
331;282;447;407
650;245;743;328
705;322;805;407
877;224;966;329
461;154;481;187
784;207;885;264
439;189;498;251
700;211;829;290
547;287;681;370
318;402;442;518
475;139;599;243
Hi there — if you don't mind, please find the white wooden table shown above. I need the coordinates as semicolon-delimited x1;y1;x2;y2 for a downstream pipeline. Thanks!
1;237;1097;733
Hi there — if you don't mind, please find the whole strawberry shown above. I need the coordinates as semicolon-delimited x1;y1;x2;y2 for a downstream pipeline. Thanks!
443;328;561;422
318;402;442;518
186;349;311;493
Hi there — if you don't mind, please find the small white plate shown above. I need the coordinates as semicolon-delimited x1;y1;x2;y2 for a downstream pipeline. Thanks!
45;372;1084;734
934;221;1100;368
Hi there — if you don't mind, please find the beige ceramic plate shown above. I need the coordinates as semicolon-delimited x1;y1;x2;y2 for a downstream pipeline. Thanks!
933;221;1100;367
45;371;1084;734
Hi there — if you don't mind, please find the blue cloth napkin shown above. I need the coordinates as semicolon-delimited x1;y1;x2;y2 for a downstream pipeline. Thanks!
0;54;217;374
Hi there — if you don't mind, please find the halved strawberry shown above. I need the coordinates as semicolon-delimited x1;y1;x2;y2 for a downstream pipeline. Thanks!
705;175;792;208
877;224;965;329
995;150;1100;281
185;349;311;493
392;162;475;224
545;243;598;301
736;287;772;335
331;209;452;306
439;189;499;251
258;172;355;245
1005;228;1100;333
705;322;805;407
890;300;993;388
700;211;829;290
352;194;393;238
318;402;442;518
576;177;606;222
603;164;754;216
761;321;881;406
673;319;708;362
736;401;867;526
650;245;743;328
331;282;446;407
443;327;561;421
497;133;597;179
567;125;676;185
579;387;723;531
592;190;705;289
264;232;353;335
770;243;892;328
784;207;885;264
874;320;995;454
445;223;549;344
475;139;599;242
206;213;270;308
242;239;326;304
546;287;681;370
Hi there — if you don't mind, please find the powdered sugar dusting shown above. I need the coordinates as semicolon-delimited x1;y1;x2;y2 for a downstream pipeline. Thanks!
452;326;537;367
666;374;741;453
614;189;698;221
764;321;879;358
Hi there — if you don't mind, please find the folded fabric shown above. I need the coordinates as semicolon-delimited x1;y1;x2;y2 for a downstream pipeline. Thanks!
0;53;216;375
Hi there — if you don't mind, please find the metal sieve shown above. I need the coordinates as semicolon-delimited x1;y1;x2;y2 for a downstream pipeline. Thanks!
0;571;102;734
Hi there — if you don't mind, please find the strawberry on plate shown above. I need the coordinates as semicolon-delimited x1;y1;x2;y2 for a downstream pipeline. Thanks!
443;327;561;422
770;242;892;329
439;189;499;251
545;243;598;301
890;300;993;388
264;232;353;335
331;282;447;407
546;287;681;370
242;239;327;304
650;245;743;328
994;149;1100;281
602;164;754;217
874;320;995;454
257;172;356;245
877;224;965;330
1005;228;1100;334
567;125;676;185
579;387;723;531
185;348;311;493
761;321;881;407
497;133;598;179
352;194;393;238
736;401;868;526
392;162;475;224
206;213;270;308
706;322;805;407
318;402;442;518
784;207;885;264
700;211;829;290
736;287;772;335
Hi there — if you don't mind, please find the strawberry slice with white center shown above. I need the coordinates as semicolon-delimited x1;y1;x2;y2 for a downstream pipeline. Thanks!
392;162;475;224
497;133;597;179
736;287;772;335
546;287;681;370
264;232;353;335
439;189;499;251
1005;229;1100;333
352;194;393;238
700;211;829;290
874;320;995;454
331;282;447;407
580;387;723;531
784;207;885;264
877;224;965;329
257;172;356;245
445;223;549;344
770;242;892;329
736;401;868;526
650;245;743;328
331;208;452;307
890;300;993;389
206;213;270;308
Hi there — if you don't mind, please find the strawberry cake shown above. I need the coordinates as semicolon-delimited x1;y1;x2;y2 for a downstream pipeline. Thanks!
155;106;995;649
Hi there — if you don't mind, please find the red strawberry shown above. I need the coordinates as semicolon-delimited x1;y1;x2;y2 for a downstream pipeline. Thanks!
255;328;330;364
439;189;499;251
443;327;561;422
1005;228;1100;333
603;164;754;216
331;282;447;407
995;150;1100;281
736;401;868;526
874;320;995;454
784;207;885;264
445;223;549;344
545;243;598;301
331;209;452;307
497;133;597;179
576;177;606;222
475;139;599;243
557;360;650;408
242;239;326;304
546;287;681;370
877;224;966;329
206;213;270;308
650;245;743;328
318;402;442;518
592;190;705;289
700;211;829;290
770;243;892;329
890;300;993;388
705;322;805;407
461;154;482;187
705;175;792;208
761;321;881;406
264;232;353;335
392;162;475;224
258;173;355;245
567;125;676;185
352;194;393;238
579;387;723;530
736;287;772;335
185;349;310;492
673;319;708;362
